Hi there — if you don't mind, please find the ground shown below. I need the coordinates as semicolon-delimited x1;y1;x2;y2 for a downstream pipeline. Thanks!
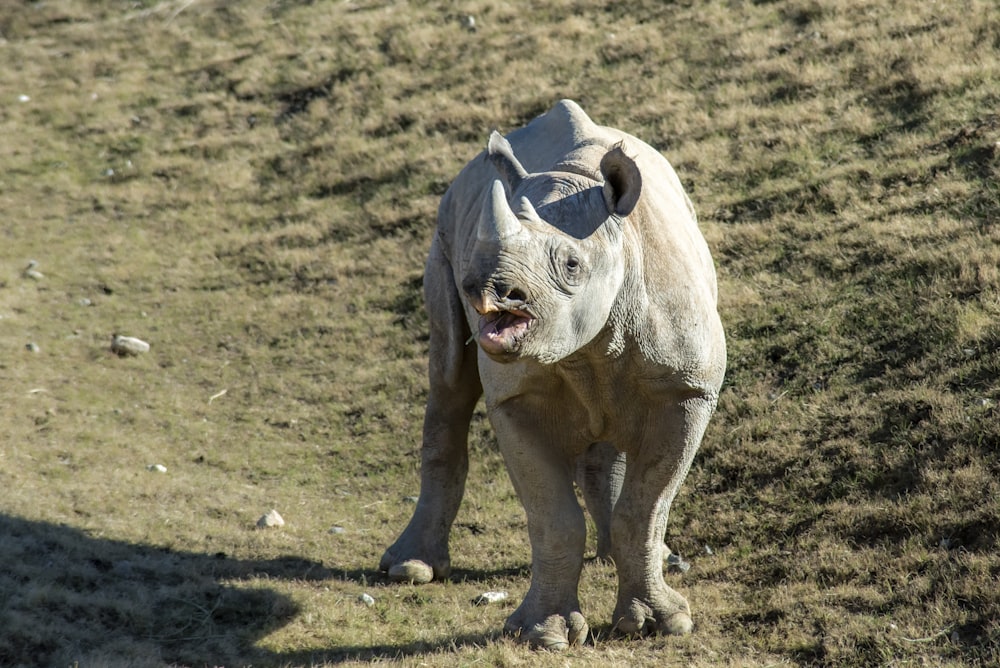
0;1;997;666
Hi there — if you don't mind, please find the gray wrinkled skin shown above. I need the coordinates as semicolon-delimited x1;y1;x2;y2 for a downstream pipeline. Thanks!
380;100;726;649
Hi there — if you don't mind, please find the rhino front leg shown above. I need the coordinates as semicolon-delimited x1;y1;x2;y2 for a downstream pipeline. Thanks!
380;240;482;583
379;383;479;582
611;391;717;636
491;402;589;650
575;441;625;562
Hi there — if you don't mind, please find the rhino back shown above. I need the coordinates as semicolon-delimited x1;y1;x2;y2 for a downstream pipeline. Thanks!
437;101;607;251
438;99;705;265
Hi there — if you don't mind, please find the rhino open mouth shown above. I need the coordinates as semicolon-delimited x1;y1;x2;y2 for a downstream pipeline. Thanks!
477;309;533;356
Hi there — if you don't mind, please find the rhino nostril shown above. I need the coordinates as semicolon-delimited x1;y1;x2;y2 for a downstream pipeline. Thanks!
504;288;527;303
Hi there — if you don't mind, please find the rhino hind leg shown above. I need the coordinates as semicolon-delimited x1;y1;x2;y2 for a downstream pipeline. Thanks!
380;240;482;583
610;393;717;636
575;441;625;562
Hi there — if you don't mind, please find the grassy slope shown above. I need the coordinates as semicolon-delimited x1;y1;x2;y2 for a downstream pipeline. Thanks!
0;0;997;666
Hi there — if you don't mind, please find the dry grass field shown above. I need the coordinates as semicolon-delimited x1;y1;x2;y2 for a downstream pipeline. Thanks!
1;0;998;666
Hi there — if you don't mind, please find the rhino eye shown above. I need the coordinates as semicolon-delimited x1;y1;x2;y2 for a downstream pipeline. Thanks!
551;243;585;288
559;251;584;287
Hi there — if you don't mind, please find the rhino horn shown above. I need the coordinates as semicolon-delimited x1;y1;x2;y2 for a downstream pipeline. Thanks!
486;130;528;193
518;196;539;221
478;180;523;242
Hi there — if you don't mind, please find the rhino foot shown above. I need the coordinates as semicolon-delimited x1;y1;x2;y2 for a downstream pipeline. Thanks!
504;609;588;650
385;559;435;584
613;594;692;636
379;544;450;584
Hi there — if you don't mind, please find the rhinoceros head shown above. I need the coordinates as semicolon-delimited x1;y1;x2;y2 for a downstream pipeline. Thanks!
461;131;641;364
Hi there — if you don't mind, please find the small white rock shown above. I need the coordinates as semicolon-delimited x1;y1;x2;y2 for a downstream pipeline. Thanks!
666;552;691;573
328;526;345;535
25;342;40;353
461;15;476;31
359;592;375;607
402;495;419;504
18;94;30;103
111;334;150;356
472;591;508;605
146;464;167;473
23;260;43;280
257;509;285;529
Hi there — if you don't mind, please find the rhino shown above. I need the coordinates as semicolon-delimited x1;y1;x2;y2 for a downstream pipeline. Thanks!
380;99;726;649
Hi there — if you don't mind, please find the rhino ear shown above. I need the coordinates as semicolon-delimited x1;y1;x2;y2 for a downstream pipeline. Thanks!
486;130;528;194
600;143;641;216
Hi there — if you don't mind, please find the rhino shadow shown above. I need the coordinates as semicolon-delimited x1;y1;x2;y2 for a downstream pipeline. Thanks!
0;514;329;667
274;630;508;665
0;515;522;666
